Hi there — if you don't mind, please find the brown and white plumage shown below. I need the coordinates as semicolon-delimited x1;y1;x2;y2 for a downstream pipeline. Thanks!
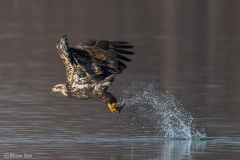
52;35;134;113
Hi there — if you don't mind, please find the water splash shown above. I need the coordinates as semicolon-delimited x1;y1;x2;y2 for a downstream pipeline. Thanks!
119;80;207;140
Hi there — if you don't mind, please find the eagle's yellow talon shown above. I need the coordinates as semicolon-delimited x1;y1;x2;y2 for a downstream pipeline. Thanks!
108;103;123;113
108;103;116;112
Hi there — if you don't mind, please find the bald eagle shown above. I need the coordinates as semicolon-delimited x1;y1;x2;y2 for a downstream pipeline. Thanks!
51;35;134;113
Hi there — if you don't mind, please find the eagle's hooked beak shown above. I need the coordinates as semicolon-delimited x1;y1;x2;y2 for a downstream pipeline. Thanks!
51;88;57;94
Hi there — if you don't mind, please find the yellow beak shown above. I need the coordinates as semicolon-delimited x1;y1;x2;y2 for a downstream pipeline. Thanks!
51;88;57;93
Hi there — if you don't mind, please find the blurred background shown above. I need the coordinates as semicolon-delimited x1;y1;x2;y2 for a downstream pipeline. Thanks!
0;0;240;159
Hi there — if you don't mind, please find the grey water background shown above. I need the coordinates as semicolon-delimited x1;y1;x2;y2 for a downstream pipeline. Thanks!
1;0;240;159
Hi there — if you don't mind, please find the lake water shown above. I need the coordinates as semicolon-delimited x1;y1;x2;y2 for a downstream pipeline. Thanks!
1;0;240;159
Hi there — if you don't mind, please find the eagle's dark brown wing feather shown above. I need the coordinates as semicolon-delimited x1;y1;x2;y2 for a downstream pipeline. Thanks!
56;36;134;85
74;39;134;82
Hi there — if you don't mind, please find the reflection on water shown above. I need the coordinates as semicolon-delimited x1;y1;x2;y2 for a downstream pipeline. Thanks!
160;140;206;160
1;0;240;159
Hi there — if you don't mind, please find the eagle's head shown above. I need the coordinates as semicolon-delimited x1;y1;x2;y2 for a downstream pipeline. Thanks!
51;84;68;96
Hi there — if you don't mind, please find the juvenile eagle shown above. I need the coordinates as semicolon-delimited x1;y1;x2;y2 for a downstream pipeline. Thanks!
51;35;134;113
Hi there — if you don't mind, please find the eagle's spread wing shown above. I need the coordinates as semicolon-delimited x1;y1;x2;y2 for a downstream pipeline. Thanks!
73;39;134;81
55;35;77;84
56;35;134;85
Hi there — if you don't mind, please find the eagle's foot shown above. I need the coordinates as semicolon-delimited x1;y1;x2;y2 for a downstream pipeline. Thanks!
108;103;117;113
108;102;125;113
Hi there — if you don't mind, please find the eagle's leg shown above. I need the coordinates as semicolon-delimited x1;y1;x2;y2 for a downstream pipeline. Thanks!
108;103;122;113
